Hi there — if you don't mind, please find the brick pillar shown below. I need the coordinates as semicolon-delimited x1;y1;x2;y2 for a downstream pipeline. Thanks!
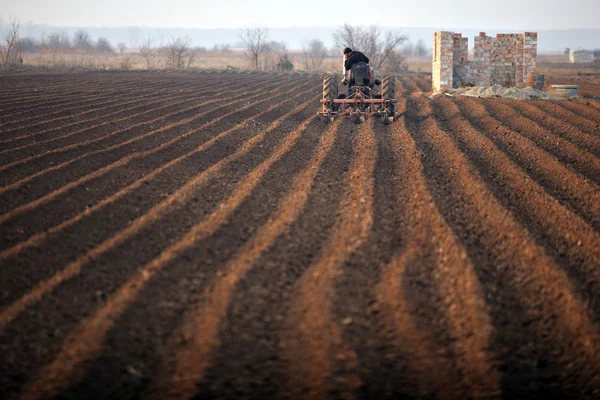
522;32;537;84
473;32;491;86
432;31;454;92
514;34;525;86
451;34;469;87
452;34;468;66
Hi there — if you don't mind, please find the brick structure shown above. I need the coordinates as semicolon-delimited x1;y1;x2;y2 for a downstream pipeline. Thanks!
570;49;594;63
432;31;537;92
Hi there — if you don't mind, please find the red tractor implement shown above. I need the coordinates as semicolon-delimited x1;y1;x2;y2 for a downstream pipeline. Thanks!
319;62;397;124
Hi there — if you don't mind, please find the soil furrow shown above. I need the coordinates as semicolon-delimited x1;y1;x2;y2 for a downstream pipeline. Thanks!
141;118;338;400
0;80;192;131
0;76;85;92
588;99;600;113
5;98;321;400
393;76;408;95
0;73;249;132
3;71;599;399
0;79;169;125
0;74;204;107
0;76;75;92
0;85;320;292
0;71;201;97
0;80;316;230
410;74;431;92
0;73;259;147
0;75;261;157
532;100;600;136
0;72;129;91
303;92;499;400
0;77;160;116
367;99;500;398
418;74;433;92
0;73;252;137
556;101;600;125
183;119;356;400
398;75;421;94
54;113;335;400
0;76;119;105
410;94;600;398
0;85;310;261
0;75;305;196
0;89;207;150
481;99;600;185
456;96;600;233
433;94;600;323
512;101;600;158
0;92;318;331
0;84;140;120
279;119;375;400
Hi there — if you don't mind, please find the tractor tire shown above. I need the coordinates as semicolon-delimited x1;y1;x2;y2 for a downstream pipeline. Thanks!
323;73;339;111
381;75;396;121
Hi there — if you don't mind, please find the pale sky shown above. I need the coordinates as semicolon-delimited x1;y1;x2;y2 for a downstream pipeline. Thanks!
1;0;598;29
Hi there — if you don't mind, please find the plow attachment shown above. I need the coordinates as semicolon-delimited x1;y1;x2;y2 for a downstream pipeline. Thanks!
319;97;397;124
318;73;397;125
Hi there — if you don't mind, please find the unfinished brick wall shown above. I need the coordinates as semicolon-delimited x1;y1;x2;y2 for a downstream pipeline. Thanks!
432;31;537;92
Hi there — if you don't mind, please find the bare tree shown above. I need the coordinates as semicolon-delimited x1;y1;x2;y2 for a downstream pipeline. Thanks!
333;23;408;72
18;37;39;53
414;39;427;56
45;31;71;51
2;16;23;68
266;41;292;72
96;37;113;54
117;42;127;54
384;49;408;74
377;29;409;70
139;36;155;69
166;36;194;69
73;29;92;51
333;23;361;50
302;39;328;71
239;25;269;69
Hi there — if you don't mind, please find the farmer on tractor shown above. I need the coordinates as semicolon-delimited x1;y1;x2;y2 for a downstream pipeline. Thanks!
340;47;381;96
318;47;396;124
341;47;370;85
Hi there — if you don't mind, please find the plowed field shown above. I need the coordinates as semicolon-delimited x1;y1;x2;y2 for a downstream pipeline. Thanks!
2;71;600;400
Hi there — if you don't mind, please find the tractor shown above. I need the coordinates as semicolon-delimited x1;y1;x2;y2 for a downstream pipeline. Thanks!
319;61;397;124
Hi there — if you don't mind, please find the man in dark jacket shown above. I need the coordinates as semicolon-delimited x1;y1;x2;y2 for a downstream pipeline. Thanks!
341;47;370;87
343;47;369;72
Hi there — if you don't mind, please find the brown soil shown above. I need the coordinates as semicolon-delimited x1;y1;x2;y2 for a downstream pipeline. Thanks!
543;73;600;98
1;71;600;400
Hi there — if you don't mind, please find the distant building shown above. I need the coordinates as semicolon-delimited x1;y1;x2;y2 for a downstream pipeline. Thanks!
432;31;537;92
569;49;594;63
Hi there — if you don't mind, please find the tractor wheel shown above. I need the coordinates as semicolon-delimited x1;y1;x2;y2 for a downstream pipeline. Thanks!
381;75;396;121
323;73;339;112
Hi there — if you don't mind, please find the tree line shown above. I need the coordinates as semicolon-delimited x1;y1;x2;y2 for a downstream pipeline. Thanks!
240;23;419;74
2;16;427;73
0;17;123;69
